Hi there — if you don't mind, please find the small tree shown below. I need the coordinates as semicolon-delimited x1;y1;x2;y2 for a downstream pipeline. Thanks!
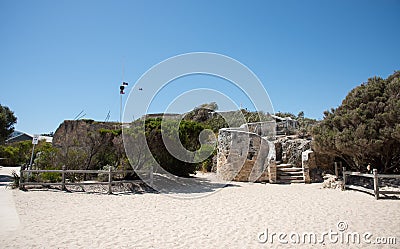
0;104;17;144
123;118;212;177
313;71;400;173
123;122;154;170
145;118;208;177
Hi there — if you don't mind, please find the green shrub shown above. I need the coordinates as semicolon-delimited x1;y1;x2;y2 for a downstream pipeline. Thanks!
97;165;114;182
0;141;32;166
35;143;60;169
10;170;20;189
195;144;216;172
313;71;400;173
39;172;61;183
143;118;209;177
99;128;122;136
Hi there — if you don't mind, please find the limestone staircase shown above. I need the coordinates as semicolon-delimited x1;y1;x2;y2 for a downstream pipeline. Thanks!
276;163;305;183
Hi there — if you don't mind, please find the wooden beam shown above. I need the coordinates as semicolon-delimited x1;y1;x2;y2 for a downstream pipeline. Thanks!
373;169;379;200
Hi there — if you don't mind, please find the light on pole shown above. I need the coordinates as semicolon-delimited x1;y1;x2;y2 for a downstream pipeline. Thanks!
119;82;128;124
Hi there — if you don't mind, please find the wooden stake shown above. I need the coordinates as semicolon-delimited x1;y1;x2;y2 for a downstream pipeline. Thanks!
373;169;379;200
108;167;112;195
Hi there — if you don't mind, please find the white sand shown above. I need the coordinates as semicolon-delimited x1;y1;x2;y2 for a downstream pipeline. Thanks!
0;171;399;248
0;166;20;236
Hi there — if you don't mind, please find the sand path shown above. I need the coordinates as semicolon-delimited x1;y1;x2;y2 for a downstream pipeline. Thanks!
0;166;20;236
0;172;399;248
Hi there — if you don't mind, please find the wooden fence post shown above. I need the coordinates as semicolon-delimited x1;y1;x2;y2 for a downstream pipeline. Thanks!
334;162;338;177
108;167;112;195
19;165;25;190
150;165;154;186
373;169;379;200
342;167;346;190
61;165;66;191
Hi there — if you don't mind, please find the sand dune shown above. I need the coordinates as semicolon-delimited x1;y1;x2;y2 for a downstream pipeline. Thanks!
0;170;399;248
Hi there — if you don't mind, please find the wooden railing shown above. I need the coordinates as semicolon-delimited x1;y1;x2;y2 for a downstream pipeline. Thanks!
19;165;153;194
343;167;400;200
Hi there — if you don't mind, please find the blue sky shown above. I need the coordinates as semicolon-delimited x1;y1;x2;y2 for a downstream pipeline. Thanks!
0;0;399;134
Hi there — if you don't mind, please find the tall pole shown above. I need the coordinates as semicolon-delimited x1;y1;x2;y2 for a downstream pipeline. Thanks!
29;144;35;170
120;58;124;125
29;134;39;170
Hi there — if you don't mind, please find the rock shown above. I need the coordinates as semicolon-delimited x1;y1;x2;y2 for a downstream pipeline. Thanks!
53;120;120;149
322;174;344;190
275;136;311;167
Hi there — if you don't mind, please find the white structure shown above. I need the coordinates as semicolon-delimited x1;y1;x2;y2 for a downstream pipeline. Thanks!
6;131;53;144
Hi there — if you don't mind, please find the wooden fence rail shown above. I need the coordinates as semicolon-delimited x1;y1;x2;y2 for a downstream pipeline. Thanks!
19;165;153;194
343;167;400;200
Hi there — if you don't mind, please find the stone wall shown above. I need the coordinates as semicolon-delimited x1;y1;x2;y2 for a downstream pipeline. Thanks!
216;123;335;183
239;121;276;137
274;136;311;167
216;128;270;182
302;150;314;183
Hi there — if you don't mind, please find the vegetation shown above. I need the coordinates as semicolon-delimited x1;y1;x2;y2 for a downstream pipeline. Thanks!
34;142;60;169
57;127;129;181
0;101;315;181
40;132;54;137
272;111;317;137
127;118;213;177
294;111;319;138
0;139;66;183
313;71;400;173
10;170;20;189
0;104;17;144
0;126;128;181
195;144;216;172
5;71;399;182
0;140;34;166
184;102;273;132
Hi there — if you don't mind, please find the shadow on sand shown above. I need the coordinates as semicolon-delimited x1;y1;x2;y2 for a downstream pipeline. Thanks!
20;173;241;196
145;173;240;195
346;185;400;200
0;174;13;187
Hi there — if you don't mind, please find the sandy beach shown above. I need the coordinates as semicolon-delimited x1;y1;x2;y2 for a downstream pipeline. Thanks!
0;167;399;248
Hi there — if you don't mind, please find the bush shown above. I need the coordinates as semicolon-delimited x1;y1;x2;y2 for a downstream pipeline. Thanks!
39;172;61;183
10;170;20;189
0;141;32;166
143;118;211;177
97;165;114;182
195;144;216;172
313;71;400;173
35;143;60;169
99;128;122;136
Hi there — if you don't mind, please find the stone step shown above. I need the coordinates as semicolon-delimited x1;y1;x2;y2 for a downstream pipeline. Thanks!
276;163;293;168
277;179;305;184
278;171;304;176
278;175;304;180
277;167;303;172
272;163;307;184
